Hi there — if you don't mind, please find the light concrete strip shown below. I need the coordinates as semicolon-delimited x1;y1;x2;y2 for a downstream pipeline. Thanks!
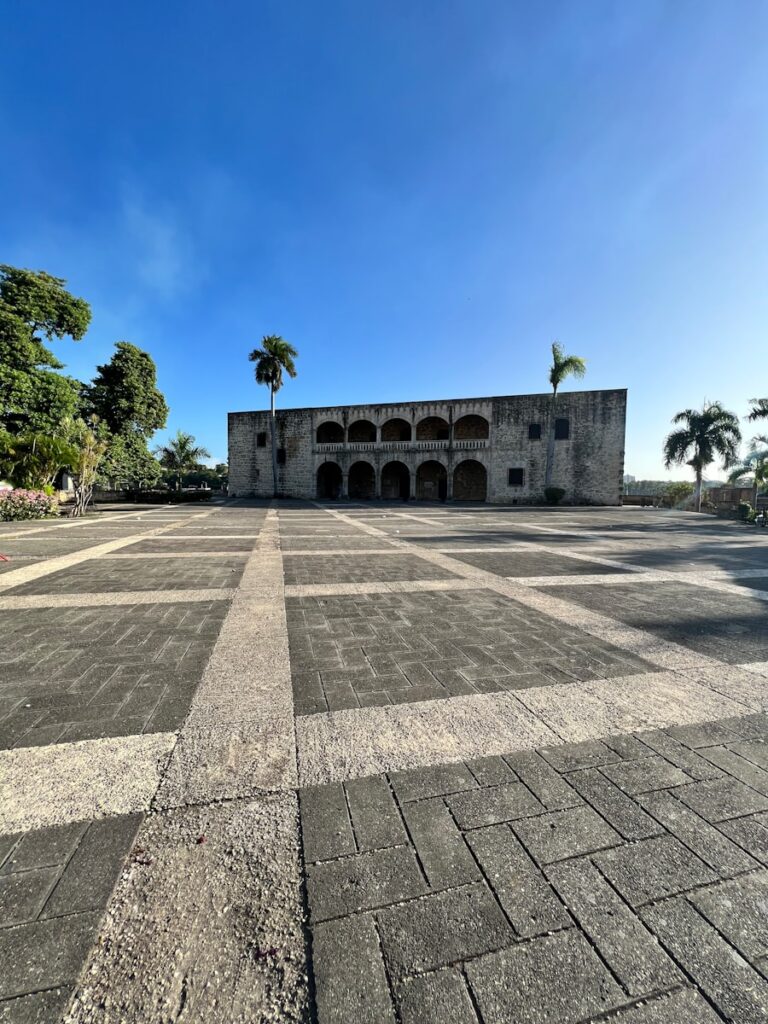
66;793;309;1024
296;689;559;785
296;670;756;785
155;509;297;807
0;507;173;540
0;733;176;832
0;588;235;610
0;508;219;590
740;661;768;677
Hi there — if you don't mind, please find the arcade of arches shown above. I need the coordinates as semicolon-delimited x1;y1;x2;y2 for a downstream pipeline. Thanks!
315;414;489;445
316;458;488;501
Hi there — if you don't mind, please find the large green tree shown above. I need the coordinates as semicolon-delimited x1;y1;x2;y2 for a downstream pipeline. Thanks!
86;341;169;488
748;398;768;423
544;342;586;488
154;431;211;491
663;402;741;512
248;335;298;497
0;266;90;433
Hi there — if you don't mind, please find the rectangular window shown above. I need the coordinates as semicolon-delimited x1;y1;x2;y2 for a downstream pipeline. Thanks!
256;431;267;447
555;418;570;440
437;428;450;440
528;423;541;440
508;468;524;486
277;448;287;465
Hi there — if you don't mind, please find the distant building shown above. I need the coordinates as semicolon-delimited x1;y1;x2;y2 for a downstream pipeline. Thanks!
228;389;627;504
623;473;636;484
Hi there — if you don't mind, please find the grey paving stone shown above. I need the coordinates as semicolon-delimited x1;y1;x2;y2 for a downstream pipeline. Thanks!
539;739;620;773
307;846;427;921
642;897;768;1023
312;914;395;1024
666;719;742;749
0;837;18;871
0;868;58;926
401;799;480;889
595;835;718;906
567;769;663;841
503;750;581;810
701;744;768;795
466;928;625;1024
396;969;478;1024
0;912;100;1000
674;777;768;822
604;987;723;1022
639;730;724;780
719;813;768;865
0;823;87;874
731;740;768;771
689;870;768;961
513;805;621;865
345;776;406;852
638;789;758;876
389;763;477;803
600;756;692;794
465;756;517;788
0;987;73;1024
377;883;512;976
447;783;544;829
545;858;683;995
299;784;356;862
602;733;655;761
468;824;571;938
43;814;142;917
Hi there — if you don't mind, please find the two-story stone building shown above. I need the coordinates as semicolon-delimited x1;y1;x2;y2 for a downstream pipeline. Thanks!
228;389;627;504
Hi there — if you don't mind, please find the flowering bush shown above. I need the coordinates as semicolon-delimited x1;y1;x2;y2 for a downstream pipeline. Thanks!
0;488;59;521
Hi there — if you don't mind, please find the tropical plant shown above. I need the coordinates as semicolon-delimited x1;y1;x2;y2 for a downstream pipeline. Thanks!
0;488;59;521
728;434;768;509
0;429;78;489
248;335;298;497
65;416;109;517
661;481;695;509
663;402;741;512
748;398;768;422
154;430;211;491
545;342;586;488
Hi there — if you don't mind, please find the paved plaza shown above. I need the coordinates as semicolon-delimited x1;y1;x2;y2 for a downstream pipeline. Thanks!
2;502;768;1022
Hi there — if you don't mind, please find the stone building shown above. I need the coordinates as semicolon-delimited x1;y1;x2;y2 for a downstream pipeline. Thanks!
228;389;627;504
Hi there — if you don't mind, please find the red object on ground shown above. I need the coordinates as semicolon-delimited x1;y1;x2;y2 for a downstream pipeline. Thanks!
0;554;9;561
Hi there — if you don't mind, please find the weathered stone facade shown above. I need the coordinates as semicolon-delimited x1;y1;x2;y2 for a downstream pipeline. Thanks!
228;389;627;504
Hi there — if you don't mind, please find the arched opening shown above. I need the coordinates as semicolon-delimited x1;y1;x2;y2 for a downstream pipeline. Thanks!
348;461;375;500
453;459;487;501
454;414;489;440
381;461;410;500
348;419;377;443
417;460;447;501
416;416;450;441
381;418;412;442
316;421;344;444
317;462;343;500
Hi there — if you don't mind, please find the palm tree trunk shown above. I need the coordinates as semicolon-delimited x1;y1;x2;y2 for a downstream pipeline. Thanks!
544;389;556;489
270;387;278;498
695;471;702;513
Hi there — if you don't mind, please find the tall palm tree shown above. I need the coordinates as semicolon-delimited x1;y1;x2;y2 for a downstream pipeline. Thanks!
545;342;586;488
248;335;298;497
728;434;768;508
663;402;741;512
154;430;211;491
748;398;768;422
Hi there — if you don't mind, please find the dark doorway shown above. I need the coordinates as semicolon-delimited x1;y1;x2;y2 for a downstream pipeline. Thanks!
417;460;447;501
381;461;410;500
317;462;343;500
453;459;487;500
349;461;375;499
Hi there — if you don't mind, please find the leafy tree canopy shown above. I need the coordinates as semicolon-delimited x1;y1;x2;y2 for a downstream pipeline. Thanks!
87;341;168;437
97;432;163;489
0;265;90;371
154;430;211;491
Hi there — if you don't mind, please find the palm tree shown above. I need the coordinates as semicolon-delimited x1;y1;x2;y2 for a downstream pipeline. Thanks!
545;342;586;488
663;402;741;513
748;398;768;422
728;434;768;508
154;430;211;491
248;335;298;497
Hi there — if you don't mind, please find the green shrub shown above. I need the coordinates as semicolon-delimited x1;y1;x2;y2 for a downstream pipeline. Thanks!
0;488;59;521
544;486;566;505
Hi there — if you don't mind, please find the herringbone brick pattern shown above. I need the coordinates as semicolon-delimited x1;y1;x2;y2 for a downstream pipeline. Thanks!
301;713;768;1023
282;554;458;586
287;589;652;714
5;556;246;595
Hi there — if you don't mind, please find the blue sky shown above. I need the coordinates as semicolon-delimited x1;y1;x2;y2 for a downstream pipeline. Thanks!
2;1;766;478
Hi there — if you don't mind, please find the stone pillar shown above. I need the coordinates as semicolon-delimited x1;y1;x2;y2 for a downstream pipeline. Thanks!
446;457;454;502
341;472;349;500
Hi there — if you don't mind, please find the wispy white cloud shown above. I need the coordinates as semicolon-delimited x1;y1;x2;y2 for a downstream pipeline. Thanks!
119;186;197;298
